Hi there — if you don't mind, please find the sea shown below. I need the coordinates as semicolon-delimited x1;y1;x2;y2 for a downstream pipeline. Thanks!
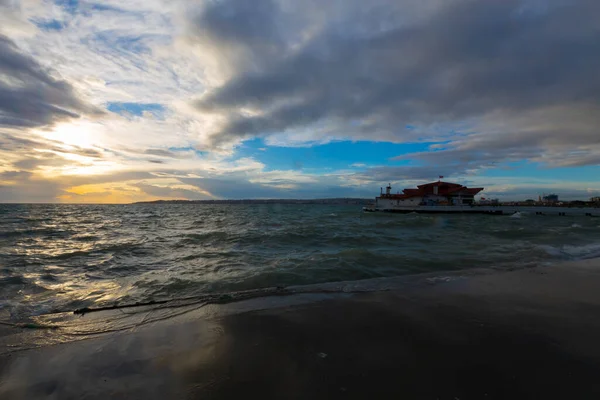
1;203;600;321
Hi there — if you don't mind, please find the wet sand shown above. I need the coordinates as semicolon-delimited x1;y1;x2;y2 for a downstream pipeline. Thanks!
2;261;600;399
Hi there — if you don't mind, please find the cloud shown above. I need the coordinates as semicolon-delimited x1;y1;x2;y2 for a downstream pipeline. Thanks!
0;34;103;128
0;131;107;176
180;167;376;199
0;169;65;202
353;166;456;183
142;148;195;159
480;186;600;202
182;176;294;199
1;0;599;203
60;170;156;187
0;169;32;181
133;182;212;200
189;0;600;166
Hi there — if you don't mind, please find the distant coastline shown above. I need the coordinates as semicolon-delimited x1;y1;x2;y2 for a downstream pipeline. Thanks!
134;198;372;205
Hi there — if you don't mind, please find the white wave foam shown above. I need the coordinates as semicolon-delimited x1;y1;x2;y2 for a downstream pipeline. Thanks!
571;223;582;228
510;212;523;219
539;243;600;260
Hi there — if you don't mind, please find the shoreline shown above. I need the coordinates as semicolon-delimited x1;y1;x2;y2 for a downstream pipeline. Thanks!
3;260;600;398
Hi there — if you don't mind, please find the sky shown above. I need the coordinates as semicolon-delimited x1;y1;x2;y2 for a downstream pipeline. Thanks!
1;0;600;203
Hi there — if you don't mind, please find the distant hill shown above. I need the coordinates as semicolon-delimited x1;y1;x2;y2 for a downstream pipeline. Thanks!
133;198;372;205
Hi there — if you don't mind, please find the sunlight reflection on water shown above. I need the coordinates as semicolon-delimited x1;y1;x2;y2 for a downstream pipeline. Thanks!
1;203;600;319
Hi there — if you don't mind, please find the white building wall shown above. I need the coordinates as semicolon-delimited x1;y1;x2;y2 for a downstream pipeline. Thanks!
401;197;422;206
422;195;447;204
375;195;478;209
376;197;422;208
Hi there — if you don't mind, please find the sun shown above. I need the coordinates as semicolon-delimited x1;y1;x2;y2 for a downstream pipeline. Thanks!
32;120;121;178
39;121;101;149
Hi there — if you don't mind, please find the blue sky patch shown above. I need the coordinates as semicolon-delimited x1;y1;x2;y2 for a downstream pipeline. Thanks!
237;139;433;172
31;19;66;31
55;0;78;14
89;3;126;13
107;102;165;118
91;32;156;55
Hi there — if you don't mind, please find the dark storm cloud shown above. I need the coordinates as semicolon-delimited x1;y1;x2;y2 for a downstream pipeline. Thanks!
190;0;283;54
394;107;600;169
188;0;295;78
191;0;600;165
0;34;102;128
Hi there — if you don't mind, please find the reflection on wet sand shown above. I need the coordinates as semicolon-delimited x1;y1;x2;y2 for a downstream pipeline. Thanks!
2;261;600;399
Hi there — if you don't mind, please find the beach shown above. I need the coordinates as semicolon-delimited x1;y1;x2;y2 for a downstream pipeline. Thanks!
3;260;600;399
3;0;600;398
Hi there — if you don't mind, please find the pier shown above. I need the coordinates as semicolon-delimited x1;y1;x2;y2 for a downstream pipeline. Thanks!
367;181;600;216
364;205;600;216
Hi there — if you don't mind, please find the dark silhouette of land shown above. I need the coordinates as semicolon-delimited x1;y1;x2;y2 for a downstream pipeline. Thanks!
134;198;372;205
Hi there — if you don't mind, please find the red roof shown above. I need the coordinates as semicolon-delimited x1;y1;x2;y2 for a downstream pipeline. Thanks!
380;181;483;198
463;188;484;195
417;181;463;189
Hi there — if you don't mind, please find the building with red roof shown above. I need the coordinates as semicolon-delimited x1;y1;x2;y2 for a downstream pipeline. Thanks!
376;181;484;208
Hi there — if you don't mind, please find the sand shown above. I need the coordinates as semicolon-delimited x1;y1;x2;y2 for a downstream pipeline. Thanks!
2;260;600;399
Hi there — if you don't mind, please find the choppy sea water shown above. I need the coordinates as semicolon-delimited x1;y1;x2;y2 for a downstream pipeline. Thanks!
1;204;600;320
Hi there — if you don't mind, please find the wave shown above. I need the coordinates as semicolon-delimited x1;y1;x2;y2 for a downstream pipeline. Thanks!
0;228;74;239
333;248;377;258
539;243;600;260
185;220;206;229
178;231;230;245
487;228;540;240
0;275;29;285
3;203;600;324
44;240;146;260
372;216;437;228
